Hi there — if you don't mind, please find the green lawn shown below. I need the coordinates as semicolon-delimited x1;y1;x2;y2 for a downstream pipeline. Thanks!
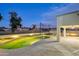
0;36;40;49
0;34;50;49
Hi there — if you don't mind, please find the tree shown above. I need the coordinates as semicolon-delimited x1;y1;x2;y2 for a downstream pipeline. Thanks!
0;13;3;22
17;17;22;28
9;11;22;32
32;24;36;29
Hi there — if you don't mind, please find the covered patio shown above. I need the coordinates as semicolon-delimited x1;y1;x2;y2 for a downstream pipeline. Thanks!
57;11;79;42
60;25;79;37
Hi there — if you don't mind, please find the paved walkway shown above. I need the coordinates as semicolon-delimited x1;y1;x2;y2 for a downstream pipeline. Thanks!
0;39;79;56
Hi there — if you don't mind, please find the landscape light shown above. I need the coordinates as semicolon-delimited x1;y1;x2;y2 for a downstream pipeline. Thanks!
11;35;20;38
29;33;34;36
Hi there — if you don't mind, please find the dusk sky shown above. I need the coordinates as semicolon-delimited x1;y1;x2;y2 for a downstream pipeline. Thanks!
0;3;79;28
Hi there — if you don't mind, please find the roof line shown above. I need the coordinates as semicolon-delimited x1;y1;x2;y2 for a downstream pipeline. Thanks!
56;10;79;17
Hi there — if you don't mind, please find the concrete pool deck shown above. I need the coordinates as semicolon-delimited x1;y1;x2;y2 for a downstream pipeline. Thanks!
0;38;79;56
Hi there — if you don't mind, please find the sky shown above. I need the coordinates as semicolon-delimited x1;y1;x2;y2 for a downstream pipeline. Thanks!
0;3;79;28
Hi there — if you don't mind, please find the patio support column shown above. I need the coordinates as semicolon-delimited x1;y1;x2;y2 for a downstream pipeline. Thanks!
63;27;66;37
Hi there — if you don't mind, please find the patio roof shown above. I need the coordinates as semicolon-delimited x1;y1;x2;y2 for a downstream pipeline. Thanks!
56;10;79;17
60;25;79;28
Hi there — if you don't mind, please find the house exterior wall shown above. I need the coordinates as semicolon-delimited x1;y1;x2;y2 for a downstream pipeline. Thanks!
57;11;79;41
57;12;79;26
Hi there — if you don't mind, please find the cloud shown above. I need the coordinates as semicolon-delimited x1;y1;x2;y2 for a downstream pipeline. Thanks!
43;3;79;17
41;3;79;27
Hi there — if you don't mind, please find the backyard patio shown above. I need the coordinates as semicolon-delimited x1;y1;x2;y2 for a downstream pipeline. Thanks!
0;38;79;56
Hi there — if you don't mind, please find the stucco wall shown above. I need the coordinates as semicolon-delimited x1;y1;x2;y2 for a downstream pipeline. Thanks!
57;12;79;26
57;11;79;41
